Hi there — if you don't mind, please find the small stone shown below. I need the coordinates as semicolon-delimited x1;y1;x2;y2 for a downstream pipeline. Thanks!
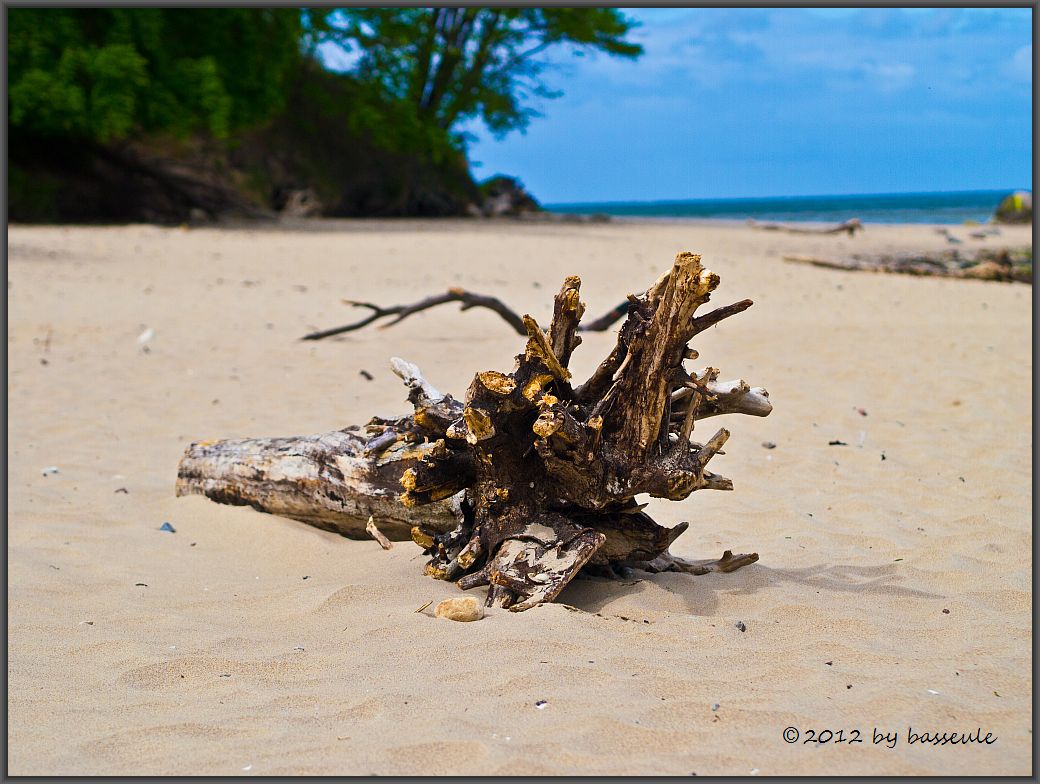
735;621;747;633
761;441;776;449
535;700;548;709
159;522;176;533
942;608;950;614
434;597;484;622
711;703;719;711
41;466;59;476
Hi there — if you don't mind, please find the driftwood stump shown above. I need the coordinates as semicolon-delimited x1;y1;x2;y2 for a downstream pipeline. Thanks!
177;253;772;611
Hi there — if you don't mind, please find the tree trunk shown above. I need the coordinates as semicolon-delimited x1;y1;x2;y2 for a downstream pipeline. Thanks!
176;427;464;540
176;253;772;610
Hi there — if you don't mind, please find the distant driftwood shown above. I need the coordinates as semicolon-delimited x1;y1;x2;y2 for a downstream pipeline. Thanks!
748;218;863;236
784;247;1032;284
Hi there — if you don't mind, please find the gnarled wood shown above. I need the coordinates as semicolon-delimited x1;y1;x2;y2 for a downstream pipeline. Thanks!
178;252;772;610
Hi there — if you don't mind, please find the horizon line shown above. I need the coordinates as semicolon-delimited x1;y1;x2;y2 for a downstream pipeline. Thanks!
544;187;1029;207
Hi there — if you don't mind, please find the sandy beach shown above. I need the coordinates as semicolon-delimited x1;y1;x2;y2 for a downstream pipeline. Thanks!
7;218;1032;775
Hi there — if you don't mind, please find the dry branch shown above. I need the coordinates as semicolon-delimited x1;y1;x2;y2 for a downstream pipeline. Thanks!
179;252;772;611
300;286;633;340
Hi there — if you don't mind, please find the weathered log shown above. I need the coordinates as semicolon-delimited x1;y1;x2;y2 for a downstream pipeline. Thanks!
175;428;463;540
748;217;863;236
784;247;1032;284
178;252;772;610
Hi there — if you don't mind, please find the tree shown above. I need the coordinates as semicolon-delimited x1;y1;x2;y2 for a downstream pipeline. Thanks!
8;9;303;143
312;8;642;137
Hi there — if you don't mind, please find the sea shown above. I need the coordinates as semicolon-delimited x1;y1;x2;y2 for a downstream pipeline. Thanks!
545;190;1017;225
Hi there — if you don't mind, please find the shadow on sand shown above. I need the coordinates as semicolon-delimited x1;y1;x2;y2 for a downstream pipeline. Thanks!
559;560;942;618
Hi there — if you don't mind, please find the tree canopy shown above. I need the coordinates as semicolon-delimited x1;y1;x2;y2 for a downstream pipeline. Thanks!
311;8;643;137
8;7;644;221
8;9;302;142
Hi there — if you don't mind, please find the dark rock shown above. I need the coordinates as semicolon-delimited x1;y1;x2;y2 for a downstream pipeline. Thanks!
277;188;324;218
994;191;1031;224
479;176;541;217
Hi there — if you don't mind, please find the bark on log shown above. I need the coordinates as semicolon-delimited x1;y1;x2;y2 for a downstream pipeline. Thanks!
176;428;463;540
178;252;772;610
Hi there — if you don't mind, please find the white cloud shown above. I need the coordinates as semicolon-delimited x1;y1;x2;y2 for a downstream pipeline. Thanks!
1007;45;1032;83
863;62;917;92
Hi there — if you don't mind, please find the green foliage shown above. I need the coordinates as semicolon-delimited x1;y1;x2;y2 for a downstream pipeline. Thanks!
8;9;302;142
8;7;643;220
312;8;642;137
250;65;480;216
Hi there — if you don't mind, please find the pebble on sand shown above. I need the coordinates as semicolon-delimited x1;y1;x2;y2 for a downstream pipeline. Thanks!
434;597;484;622
735;621;747;632
159;522;176;533
41;466;59;476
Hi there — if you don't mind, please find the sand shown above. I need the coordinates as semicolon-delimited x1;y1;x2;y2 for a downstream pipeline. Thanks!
7;218;1032;775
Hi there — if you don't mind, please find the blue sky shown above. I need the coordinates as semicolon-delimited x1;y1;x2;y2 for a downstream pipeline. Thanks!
459;7;1033;203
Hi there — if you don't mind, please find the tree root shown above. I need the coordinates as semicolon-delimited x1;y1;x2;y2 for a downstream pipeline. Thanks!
179;252;771;610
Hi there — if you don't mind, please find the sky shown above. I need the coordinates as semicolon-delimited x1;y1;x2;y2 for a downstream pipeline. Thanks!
458;7;1033;203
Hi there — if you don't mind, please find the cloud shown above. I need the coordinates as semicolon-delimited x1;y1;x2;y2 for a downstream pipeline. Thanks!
465;7;1032;200
1007;45;1032;83
566;7;1031;100
862;62;917;93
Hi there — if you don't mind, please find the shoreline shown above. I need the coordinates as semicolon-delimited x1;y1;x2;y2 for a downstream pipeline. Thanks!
8;213;1031;230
